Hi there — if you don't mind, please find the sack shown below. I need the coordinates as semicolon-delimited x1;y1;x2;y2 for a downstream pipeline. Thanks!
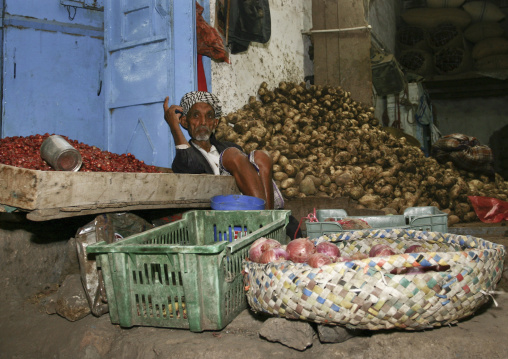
397;26;430;51
431;133;494;175
75;213;154;316
463;1;506;23
464;21;505;43
196;2;230;63
472;37;508;60
399;49;434;76
475;54;508;71
426;0;465;7
434;47;472;74
468;196;508;223
428;23;465;50
401;8;472;29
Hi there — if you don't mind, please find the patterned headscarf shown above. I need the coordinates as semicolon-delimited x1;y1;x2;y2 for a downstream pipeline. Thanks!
180;91;222;118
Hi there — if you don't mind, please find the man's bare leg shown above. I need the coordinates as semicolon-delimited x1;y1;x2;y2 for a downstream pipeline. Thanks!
221;148;273;209
252;150;275;210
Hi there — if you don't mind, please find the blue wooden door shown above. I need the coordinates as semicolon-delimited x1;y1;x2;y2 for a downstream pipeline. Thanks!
104;0;198;167
1;0;105;147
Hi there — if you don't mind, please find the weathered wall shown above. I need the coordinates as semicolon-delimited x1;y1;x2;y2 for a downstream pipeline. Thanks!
432;96;508;146
209;0;401;114
0;215;83;300
210;0;312;115
367;0;401;54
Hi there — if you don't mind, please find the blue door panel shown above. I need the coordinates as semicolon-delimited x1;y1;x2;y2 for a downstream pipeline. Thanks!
2;26;105;147
123;7;152;42
109;104;168;165
108;41;170;108
105;0;197;168
6;0;103;28
106;0;167;47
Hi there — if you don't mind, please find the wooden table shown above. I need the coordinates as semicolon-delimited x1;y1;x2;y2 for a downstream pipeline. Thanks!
0;164;240;221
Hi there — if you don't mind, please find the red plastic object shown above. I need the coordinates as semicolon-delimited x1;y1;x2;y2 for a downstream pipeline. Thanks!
468;196;508;223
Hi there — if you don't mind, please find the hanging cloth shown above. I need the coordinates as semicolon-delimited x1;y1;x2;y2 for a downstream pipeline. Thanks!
197;54;207;91
227;0;271;54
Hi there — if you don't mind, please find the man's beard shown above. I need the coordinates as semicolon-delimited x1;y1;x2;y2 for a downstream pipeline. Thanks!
194;127;212;141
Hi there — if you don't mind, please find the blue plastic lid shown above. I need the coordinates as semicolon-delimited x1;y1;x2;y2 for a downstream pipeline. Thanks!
211;195;265;210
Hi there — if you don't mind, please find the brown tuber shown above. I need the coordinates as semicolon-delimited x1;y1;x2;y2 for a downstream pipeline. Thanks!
300;176;317;195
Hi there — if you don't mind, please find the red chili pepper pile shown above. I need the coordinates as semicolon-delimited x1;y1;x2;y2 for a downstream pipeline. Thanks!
0;133;161;173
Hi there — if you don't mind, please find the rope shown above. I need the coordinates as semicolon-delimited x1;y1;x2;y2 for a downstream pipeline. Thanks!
480;289;503;307
294;208;319;240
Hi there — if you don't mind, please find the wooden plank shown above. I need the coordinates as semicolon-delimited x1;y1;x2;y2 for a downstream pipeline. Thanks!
0;165;40;208
325;0;339;86
312;0;328;85
312;0;372;105
337;0;372;105
0;163;240;212
423;74;508;99
26;200;213;221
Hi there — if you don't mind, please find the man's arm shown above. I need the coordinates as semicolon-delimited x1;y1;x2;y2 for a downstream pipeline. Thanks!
164;96;189;147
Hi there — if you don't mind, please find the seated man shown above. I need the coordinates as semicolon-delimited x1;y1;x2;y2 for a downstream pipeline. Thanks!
163;91;284;210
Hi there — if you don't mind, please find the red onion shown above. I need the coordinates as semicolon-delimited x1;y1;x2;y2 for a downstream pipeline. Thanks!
390;268;404;275
248;238;268;262
351;252;369;260
307;253;334;268
248;237;281;262
369;244;396;257
286;238;316;263
261;239;281;251
259;248;289;264
390;267;426;275
338;218;371;230
316;241;340;259
406;267;426;274
336;256;353;262
405;245;426;254
425;265;451;272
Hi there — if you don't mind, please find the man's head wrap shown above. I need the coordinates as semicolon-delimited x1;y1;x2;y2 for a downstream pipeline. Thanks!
180;91;222;118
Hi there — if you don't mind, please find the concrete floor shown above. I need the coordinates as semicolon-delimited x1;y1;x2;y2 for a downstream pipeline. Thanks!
1;223;507;359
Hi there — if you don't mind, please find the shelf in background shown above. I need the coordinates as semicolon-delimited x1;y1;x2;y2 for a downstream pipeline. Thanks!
423;71;508;100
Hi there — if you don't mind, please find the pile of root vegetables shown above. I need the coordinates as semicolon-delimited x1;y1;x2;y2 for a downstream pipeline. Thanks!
215;82;508;224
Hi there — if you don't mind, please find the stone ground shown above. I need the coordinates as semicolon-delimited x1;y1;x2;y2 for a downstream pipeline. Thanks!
1;223;508;359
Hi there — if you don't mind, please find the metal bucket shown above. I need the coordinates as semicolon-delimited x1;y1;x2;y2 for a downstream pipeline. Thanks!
40;135;82;171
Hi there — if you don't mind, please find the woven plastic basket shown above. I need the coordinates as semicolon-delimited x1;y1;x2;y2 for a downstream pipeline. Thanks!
243;229;505;331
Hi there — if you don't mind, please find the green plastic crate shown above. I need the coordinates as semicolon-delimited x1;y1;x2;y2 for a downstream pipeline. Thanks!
87;210;290;332
306;206;448;239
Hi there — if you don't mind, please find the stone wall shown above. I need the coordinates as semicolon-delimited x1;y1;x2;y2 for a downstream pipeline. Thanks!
0;215;83;300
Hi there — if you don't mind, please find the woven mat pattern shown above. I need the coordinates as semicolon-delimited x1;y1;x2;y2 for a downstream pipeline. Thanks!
243;229;505;330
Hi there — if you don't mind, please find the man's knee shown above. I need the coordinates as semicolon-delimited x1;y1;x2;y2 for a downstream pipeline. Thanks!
222;147;248;171
253;150;273;170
